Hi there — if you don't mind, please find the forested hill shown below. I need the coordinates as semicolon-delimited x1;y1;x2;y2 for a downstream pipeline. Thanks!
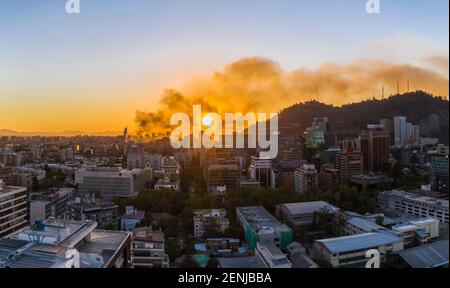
279;91;449;143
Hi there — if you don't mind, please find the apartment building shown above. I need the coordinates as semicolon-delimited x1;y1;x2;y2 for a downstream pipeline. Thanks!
0;180;28;237
131;227;169;268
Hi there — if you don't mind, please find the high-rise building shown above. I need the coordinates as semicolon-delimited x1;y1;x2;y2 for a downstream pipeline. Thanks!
394;116;407;147
318;166;340;191
430;147;449;194
60;148;74;162
249;156;276;190
206;163;240;192
312;117;330;133
360;127;390;173
294;164;318;193
412;125;420;145
160;156;181;182
123;127;128;156
0;181;28;237
336;149;363;184
0;150;22;167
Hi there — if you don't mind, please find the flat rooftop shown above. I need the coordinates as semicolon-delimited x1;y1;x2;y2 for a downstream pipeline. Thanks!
0;185;26;196
218;256;266;268
316;232;403;254
347;217;387;233
236;206;281;228
282;201;339;215
77;229;130;267
2;219;130;268
383;190;449;208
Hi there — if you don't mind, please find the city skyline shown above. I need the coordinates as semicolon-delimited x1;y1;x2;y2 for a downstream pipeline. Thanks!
1;0;449;134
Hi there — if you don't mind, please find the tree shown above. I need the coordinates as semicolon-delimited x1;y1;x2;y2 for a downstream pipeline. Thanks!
179;255;200;268
166;238;182;262
206;258;220;268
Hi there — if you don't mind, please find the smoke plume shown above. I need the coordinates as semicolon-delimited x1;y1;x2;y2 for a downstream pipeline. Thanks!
135;56;449;135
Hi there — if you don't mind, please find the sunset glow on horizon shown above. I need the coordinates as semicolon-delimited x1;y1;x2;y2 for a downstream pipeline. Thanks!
1;0;448;135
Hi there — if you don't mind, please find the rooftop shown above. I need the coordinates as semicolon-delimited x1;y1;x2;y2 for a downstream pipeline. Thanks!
316;232;403;254
122;210;145;220
382;190;449;208
132;227;164;242
289;252;318;269
237;206;281;229
2;219;131;268
0;185;26;196
218;256;266;268
347;217;387;233
282;201;339;215
77;229;131;267
399;240;449;268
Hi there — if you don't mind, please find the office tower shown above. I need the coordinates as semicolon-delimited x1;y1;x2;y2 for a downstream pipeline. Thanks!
206;163;240;192
394;116;407;147
318;166;340;191
305;117;330;149
0;150;22;167
249;156;276;190
342;138;360;151
412;125;420;145
360;127;390;173
336;149;363;184
312;117;330;133
294;164;318;193
75;167;144;199
123;127;128;156
380;118;394;145
0;180;28;237
430;148;449;194
380;119;392;133
324;132;338;148
60;147;74;161
160;156;181;182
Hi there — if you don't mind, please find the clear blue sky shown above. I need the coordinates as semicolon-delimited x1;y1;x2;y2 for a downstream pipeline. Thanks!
0;0;448;132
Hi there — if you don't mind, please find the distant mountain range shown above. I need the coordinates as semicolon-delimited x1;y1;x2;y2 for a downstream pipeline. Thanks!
0;129;122;137
278;91;449;144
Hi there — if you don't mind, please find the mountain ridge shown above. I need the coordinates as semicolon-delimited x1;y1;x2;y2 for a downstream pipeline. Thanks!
278;91;449;143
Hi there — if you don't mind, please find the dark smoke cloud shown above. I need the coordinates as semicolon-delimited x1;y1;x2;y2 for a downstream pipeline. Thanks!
136;56;448;135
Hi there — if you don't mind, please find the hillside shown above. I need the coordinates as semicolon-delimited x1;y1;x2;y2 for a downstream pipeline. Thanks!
279;91;449;143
